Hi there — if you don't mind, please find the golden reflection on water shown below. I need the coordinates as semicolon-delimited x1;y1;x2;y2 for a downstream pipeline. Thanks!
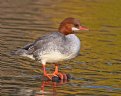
1;0;121;96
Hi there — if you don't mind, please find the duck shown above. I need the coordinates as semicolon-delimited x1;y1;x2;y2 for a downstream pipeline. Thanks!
13;17;88;80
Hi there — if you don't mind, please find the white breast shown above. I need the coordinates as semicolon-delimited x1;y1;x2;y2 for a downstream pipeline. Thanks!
66;34;80;51
65;34;81;58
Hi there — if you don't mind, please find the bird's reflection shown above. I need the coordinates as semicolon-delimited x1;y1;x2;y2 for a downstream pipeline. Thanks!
36;78;69;96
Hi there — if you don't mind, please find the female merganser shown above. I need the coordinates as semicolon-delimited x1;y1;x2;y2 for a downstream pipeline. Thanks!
14;17;88;80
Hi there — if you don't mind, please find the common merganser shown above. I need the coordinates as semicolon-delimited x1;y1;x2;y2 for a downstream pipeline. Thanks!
14;17;88;80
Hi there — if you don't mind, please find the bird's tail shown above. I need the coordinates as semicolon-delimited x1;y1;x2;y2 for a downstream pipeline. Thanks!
11;43;34;57
11;48;28;56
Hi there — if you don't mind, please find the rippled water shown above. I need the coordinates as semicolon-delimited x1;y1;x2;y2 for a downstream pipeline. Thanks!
1;0;121;96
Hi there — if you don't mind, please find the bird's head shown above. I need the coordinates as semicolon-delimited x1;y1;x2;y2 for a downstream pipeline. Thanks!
59;17;88;35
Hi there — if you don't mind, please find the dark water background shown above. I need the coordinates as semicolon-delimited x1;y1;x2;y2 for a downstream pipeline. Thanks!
1;0;121;96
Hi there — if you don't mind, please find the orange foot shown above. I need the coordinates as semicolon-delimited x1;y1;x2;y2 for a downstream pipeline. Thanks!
43;72;68;81
53;72;68;80
42;64;71;81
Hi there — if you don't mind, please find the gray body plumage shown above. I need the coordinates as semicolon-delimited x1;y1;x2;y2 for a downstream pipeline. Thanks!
14;32;80;64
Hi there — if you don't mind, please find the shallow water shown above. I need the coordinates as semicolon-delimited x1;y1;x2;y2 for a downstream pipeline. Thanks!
1;0;121;96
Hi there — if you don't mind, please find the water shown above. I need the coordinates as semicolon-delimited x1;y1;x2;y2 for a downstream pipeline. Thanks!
1;0;121;96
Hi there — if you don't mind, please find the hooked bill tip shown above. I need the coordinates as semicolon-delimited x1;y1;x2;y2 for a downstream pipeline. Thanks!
79;26;89;31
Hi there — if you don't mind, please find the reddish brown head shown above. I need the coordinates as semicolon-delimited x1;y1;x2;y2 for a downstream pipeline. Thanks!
59;17;88;35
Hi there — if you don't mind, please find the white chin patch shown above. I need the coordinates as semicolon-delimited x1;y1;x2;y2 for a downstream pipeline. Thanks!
72;27;79;31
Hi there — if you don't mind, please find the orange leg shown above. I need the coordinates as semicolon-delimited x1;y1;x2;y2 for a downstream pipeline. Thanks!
53;64;67;80
53;64;58;74
42;64;67;80
42;64;52;80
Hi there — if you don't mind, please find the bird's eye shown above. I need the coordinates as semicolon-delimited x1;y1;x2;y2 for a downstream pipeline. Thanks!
74;24;79;27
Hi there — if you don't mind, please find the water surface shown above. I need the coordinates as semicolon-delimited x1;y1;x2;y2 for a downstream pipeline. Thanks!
1;0;121;96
